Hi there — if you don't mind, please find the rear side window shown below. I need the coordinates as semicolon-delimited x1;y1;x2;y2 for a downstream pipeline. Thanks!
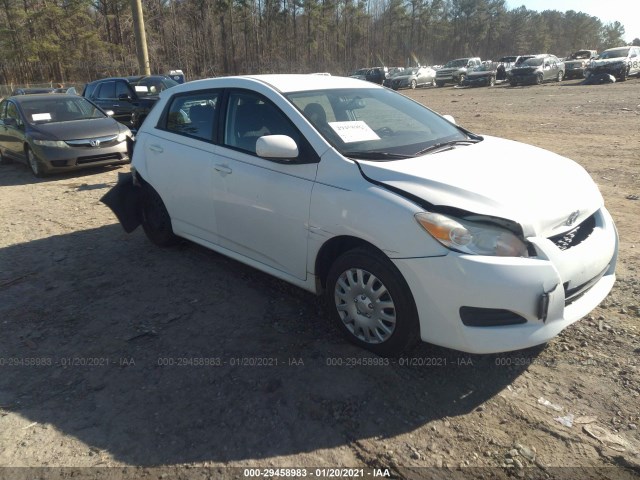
162;91;219;142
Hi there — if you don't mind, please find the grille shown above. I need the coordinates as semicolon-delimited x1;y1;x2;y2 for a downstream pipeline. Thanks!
548;214;596;251
77;153;124;165
564;264;609;306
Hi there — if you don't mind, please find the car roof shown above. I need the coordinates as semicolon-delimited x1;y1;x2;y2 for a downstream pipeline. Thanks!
172;74;380;95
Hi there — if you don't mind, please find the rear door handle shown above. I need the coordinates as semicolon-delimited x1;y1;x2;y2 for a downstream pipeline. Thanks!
214;164;232;174
149;144;163;153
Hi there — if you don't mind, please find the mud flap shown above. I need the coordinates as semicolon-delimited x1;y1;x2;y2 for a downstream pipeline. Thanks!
100;172;141;233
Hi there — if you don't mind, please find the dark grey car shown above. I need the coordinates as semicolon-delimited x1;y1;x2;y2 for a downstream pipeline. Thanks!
0;94;131;177
509;55;565;86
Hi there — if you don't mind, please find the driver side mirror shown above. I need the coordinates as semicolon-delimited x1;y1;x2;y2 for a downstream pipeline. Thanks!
442;114;456;125
256;135;299;160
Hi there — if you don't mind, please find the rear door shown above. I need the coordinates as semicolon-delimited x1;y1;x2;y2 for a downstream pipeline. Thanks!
143;89;222;243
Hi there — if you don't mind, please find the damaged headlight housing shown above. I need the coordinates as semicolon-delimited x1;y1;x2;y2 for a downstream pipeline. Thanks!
415;212;529;257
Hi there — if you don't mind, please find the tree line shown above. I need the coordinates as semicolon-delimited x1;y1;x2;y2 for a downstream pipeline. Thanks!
0;0;635;86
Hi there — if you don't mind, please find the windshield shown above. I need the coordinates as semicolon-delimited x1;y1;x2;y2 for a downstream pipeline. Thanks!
131;77;178;96
522;58;543;66
499;56;518;63
443;59;468;68
598;48;629;59
20;97;106;124
286;88;473;161
352;69;368;76
471;64;494;72
571;51;592;60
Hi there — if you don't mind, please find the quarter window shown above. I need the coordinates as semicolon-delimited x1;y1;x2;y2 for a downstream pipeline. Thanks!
164;91;219;142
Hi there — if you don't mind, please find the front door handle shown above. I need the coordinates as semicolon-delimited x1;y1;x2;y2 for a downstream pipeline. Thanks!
214;164;232;175
148;144;163;153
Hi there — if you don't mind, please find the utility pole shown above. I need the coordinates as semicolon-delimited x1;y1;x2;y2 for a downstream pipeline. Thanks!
131;0;150;75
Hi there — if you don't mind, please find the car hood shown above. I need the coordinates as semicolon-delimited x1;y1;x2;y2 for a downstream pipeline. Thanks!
511;66;539;74
357;135;603;238
590;57;627;67
31;117;121;141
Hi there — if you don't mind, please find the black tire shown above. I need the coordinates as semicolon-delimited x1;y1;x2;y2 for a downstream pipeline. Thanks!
458;74;466;85
510;80;518;87
619;67;627;82
535;73;543;85
26;146;45;177
410;79;417;89
325;247;420;356
0;149;12;165
556;71;563;82
489;76;496;87
140;183;179;247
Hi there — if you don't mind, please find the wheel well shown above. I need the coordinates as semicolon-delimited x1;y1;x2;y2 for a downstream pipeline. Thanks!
315;236;387;291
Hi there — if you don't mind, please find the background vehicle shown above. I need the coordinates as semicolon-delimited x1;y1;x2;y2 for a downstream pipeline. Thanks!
103;74;617;357
462;63;498;87
11;87;55;95
0;94;131;177
496;55;521;81
585;46;640;81
83;75;178;131
564;50;597;79
365;67;388;85
509;54;564;85
387;66;436;89
435;57;482;86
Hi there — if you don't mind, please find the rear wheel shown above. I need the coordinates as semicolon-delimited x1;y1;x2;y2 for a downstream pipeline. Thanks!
140;183;179;247
325;247;420;356
0;149;12;165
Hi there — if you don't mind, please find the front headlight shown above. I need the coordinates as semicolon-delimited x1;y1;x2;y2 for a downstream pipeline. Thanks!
415;212;529;257
117;132;127;143
33;139;68;148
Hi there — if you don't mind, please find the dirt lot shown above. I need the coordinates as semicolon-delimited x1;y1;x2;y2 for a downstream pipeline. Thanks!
0;78;639;480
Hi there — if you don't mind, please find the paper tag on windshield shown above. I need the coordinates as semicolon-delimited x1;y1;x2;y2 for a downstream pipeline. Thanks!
328;121;380;143
134;86;148;93
32;113;51;121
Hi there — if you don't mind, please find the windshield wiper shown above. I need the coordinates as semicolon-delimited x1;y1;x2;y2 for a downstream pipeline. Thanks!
346;151;413;160
414;138;481;156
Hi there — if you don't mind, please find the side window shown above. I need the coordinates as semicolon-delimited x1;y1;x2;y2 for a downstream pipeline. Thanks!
163;91;219;142
115;81;131;99
6;102;22;126
224;91;302;155
96;81;115;100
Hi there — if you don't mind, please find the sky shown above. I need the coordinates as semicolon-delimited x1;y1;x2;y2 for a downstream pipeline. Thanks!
506;0;639;43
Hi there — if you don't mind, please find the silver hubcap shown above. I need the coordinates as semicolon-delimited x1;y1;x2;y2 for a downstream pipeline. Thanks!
334;268;396;344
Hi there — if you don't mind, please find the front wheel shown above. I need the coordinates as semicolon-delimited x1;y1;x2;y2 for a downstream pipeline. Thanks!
325;247;420;356
535;73;543;85
619;67;628;81
489;76;496;87
26;147;45;177
140;183;179;247
457;74;466;85
556;71;563;82
436;81;445;87
410;79;417;89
